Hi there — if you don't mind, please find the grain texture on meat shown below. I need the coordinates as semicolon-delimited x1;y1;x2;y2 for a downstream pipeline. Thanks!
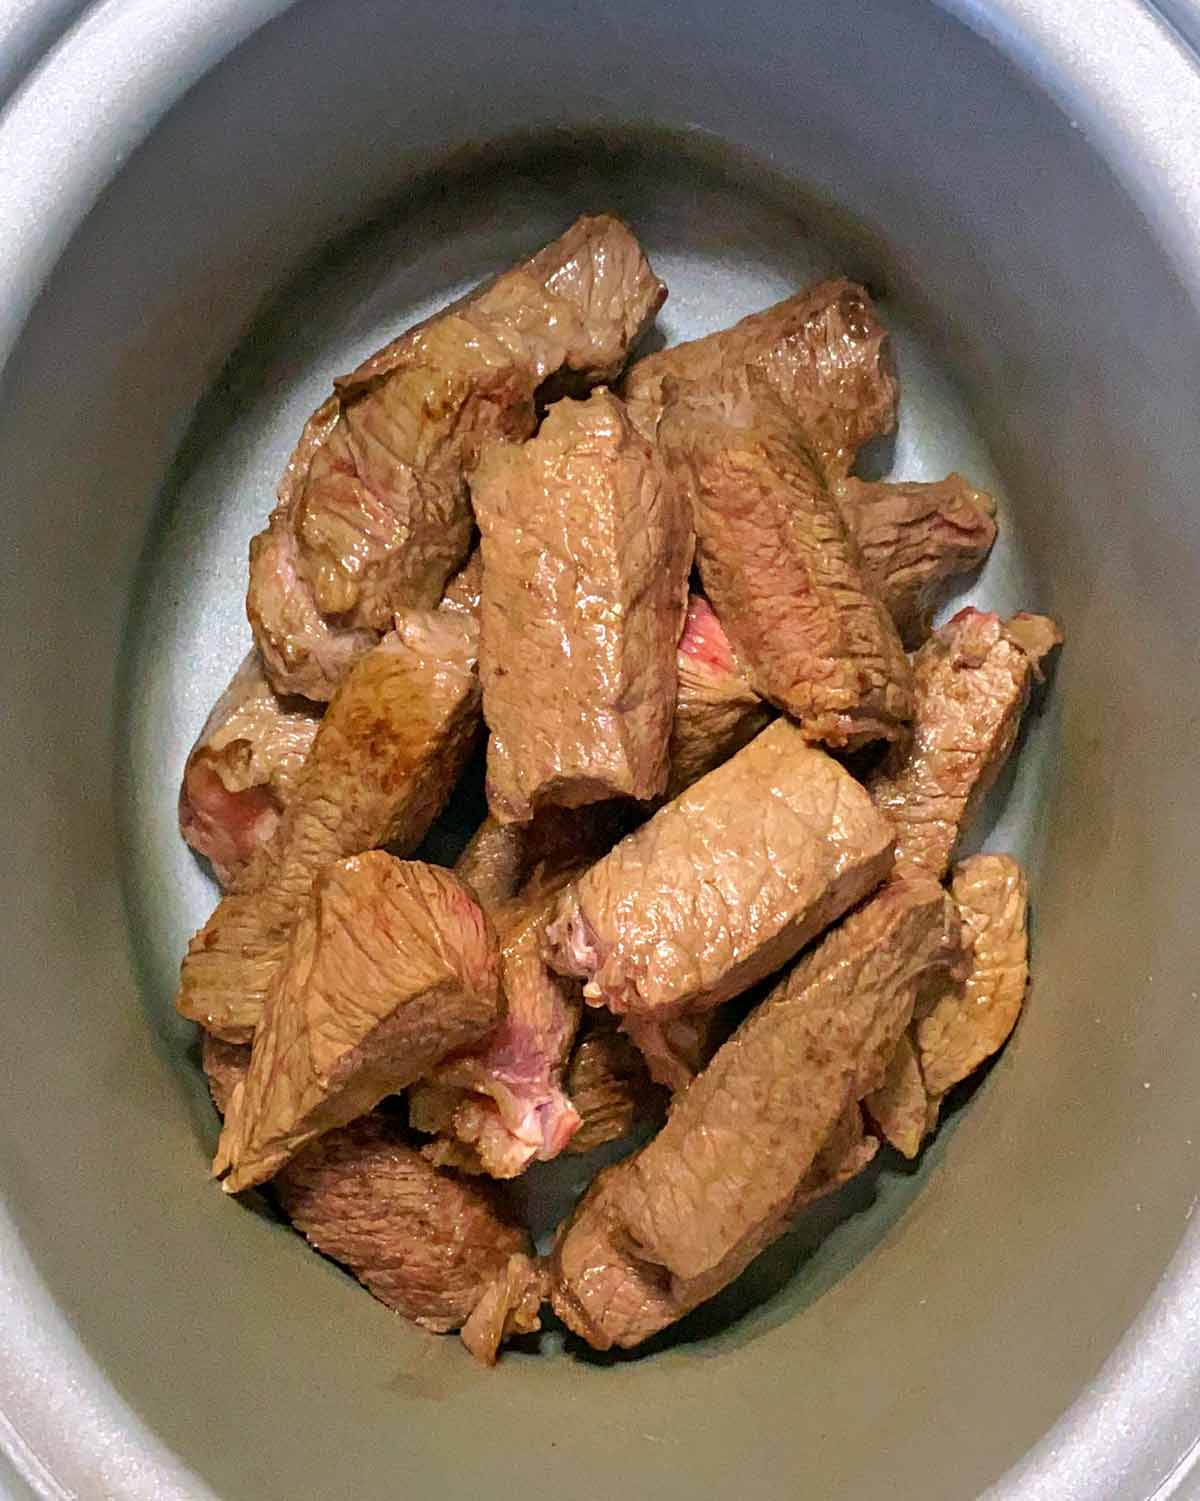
666;594;773;798
565;1014;666;1154
474;389;691;824
833;474;998;648
214;855;500;1191
249;215;666;699
550;880;957;1349
176;606;480;1042
660;381;912;747
544;720;895;1021
178;652;322;890
919;853;1030;1096
412;872;585;1178
276;1115;531;1335
623;278;896;482
867;609;1061;880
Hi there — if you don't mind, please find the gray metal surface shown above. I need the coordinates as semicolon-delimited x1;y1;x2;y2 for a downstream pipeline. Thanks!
0;1;1198;1498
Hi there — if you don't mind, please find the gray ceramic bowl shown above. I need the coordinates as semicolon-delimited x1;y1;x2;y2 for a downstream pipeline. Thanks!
3;2;1200;1497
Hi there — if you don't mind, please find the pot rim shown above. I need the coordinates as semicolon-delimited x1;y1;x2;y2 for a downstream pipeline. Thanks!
0;2;1197;1496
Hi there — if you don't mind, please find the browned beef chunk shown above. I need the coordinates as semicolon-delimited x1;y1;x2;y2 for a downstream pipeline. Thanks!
200;1032;251;1117
666;594;774;798
659;380;913;748
550;880;958;1348
866;853;1031;1158
453;803;631;912
182;558;481;893
275;1116;531;1335
564;1013;667;1155
833;474;998;648
213;855;501;1192
410;872;584;1179
200;1043;532;1354
473;390;692;824
918;853;1030;1097
177;606;480;1042
863;1029;938;1159
178;652;322;891
623;279;896;483
249;216;666;701
439;548;483;618
545;720;894;1025
458;1253;548;1366
867;609;1061;881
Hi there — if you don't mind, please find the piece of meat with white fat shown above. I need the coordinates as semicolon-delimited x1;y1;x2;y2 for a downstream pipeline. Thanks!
178;652;322;890
918;853;1030;1097
867;609;1062;882
474;389;692;824
249;215;666;701
564;1013;667;1155
544;719;895;1023
659;379;913;748
276;1115;532;1338
623;278;896;483
833;474;998;648
666;594;774;799
213;854;501;1192
409;873;584;1179
177;606;481;1043
550;880;958;1349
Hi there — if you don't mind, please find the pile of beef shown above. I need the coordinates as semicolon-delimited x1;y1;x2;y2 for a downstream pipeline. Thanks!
176;214;1061;1364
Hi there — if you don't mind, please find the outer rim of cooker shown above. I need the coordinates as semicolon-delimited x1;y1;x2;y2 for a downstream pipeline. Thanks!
0;2;1197;1497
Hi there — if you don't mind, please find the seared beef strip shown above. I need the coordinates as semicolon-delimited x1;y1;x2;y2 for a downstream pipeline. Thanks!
474;390;692;824
666;594;774;799
918;853;1030;1097
564;1013;667;1155
867;609;1061;881
177;606;480;1042
833;474;998;648
623;278;896;483
214;854;501;1192
276;1116;532;1337
544;720;895;1023
660;379;913;748
249;216;666;700
866;854;1031;1157
410;871;585;1178
178;652;322;890
550;879;959;1349
201;1037;532;1354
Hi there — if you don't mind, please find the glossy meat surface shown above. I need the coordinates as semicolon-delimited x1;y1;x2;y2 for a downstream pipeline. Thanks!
249;215;666;699
474;390;691;824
